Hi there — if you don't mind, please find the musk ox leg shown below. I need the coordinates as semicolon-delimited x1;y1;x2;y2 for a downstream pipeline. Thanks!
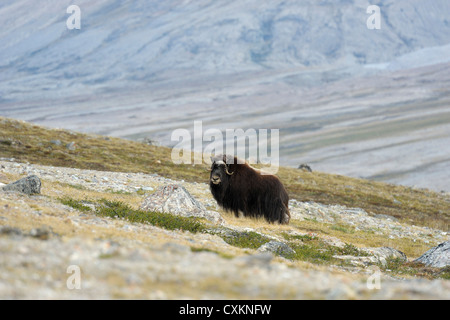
280;204;290;224
263;198;290;224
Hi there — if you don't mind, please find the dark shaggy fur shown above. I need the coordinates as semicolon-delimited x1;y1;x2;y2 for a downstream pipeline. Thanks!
209;155;290;224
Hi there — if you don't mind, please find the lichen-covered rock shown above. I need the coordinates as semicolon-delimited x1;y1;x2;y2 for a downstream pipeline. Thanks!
1;175;41;195
414;241;449;268
140;184;224;224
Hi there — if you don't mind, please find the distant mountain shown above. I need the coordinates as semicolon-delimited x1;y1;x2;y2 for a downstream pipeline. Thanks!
1;0;450;93
1;0;450;191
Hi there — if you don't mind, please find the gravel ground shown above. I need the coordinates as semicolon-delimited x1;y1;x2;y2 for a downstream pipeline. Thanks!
0;159;449;299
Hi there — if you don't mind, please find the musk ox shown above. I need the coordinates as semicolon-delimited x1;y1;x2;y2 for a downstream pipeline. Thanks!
209;154;290;224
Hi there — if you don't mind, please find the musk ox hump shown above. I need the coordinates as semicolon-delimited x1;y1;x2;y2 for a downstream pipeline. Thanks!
210;154;246;165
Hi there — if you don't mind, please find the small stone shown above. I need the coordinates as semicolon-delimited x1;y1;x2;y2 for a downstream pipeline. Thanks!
298;164;312;172
257;241;295;258
66;142;76;150
50;140;61;146
29;226;55;240
0;226;23;238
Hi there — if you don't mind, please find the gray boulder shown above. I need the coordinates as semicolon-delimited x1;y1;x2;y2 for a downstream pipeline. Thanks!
140;184;224;224
1;175;41;195
414;241;449;268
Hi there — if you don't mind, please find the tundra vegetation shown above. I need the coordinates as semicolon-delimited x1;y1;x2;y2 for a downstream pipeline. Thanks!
0;117;449;292
1;117;447;230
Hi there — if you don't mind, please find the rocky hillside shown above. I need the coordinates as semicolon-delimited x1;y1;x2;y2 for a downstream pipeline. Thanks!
0;118;449;299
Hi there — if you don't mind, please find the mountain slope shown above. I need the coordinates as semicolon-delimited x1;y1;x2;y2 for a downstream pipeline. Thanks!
2;0;450;83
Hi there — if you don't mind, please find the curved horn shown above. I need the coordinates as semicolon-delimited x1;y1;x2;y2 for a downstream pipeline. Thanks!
224;165;234;175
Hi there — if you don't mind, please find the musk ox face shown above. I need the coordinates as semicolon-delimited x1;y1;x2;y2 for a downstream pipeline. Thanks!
209;155;234;186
